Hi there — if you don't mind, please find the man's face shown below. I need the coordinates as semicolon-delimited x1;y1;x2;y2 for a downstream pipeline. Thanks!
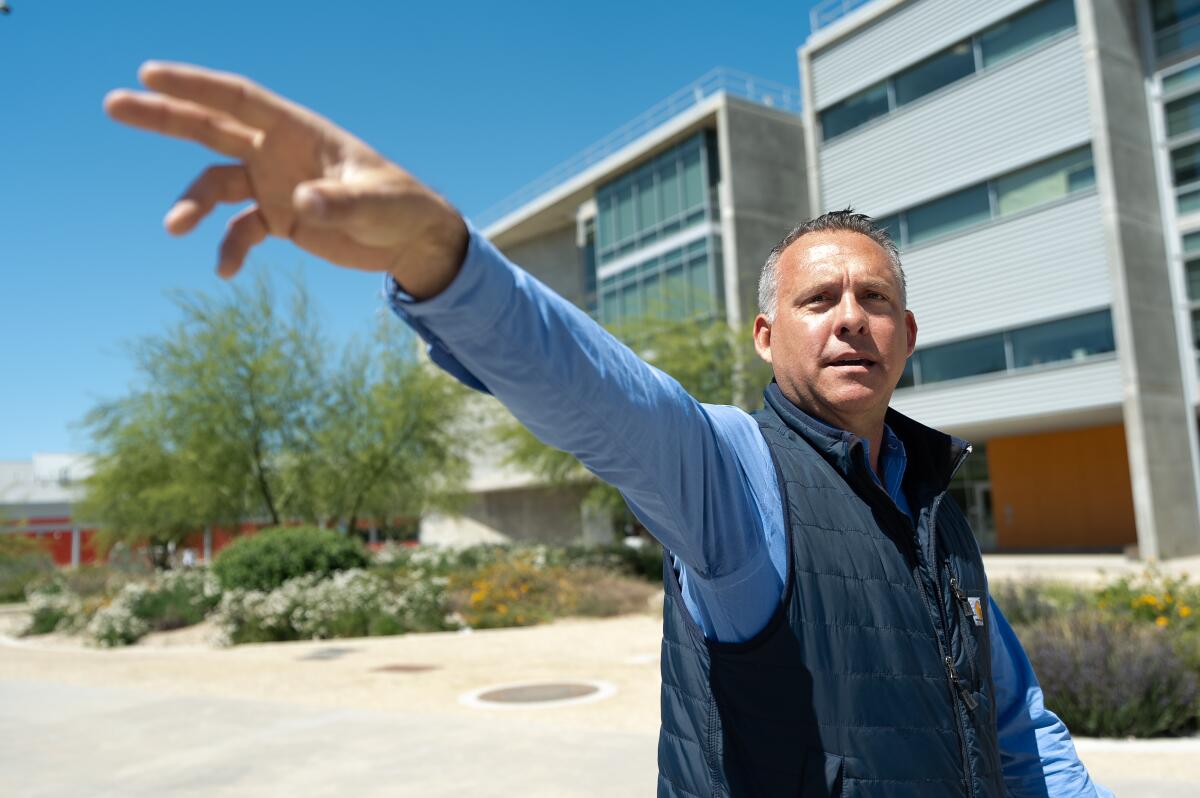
753;230;917;429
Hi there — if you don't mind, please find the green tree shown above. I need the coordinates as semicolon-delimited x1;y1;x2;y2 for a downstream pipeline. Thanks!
291;323;471;533
79;277;470;561
496;312;771;527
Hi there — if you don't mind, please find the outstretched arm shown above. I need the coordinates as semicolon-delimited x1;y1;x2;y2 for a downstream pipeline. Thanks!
106;62;780;602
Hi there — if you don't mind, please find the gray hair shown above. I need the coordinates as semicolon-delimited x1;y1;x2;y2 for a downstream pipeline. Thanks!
757;208;906;321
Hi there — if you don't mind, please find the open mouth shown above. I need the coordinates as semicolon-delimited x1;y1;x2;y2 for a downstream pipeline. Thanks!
829;357;875;368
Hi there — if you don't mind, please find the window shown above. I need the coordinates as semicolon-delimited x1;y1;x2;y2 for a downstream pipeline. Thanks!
918;334;1008;384
897;358;916;389
596;237;721;325
1186;260;1200;301
995;147;1095;216
1192;308;1200;349
1167;93;1200;137
1155;0;1200;30
1155;0;1200;58
1178;186;1200;214
874;214;902;248
1172;142;1200;184
894;43;975;106
980;0;1076;68
817;0;1077;141
594;134;713;265
1185;230;1200;254
820;82;889;140
1009;310;1115;368
1164;62;1200;94
905;184;991;245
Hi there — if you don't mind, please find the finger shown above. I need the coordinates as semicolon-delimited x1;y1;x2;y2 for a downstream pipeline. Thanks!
105;90;259;159
166;164;254;235
217;205;269;279
139;61;290;130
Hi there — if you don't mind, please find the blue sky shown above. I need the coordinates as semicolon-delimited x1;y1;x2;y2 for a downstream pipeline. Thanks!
0;0;821;459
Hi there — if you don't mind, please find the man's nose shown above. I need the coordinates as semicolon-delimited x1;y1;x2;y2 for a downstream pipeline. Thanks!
835;295;868;335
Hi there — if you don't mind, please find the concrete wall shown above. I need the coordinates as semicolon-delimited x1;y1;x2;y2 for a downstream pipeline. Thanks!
500;223;586;306
420;483;605;547
719;99;808;324
1078;0;1200;558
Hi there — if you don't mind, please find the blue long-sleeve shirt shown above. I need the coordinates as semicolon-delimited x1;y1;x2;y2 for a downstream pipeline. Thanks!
385;221;1111;798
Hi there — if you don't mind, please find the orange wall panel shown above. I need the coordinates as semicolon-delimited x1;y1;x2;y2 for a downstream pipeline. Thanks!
989;424;1136;550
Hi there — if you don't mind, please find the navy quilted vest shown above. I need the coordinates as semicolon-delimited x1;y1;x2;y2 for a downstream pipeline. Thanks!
657;385;1004;797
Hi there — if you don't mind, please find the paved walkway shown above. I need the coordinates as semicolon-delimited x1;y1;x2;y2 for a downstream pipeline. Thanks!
1;610;1198;796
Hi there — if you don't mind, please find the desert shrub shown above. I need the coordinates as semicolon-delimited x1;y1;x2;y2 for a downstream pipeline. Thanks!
24;582;83;635
123;568;222;633
570;566;659;617
991;581;1089;626
447;558;571;629
0;535;55;603
1020;612;1199;738
1094;568;1200;633
212;526;369;592
559;541;665;583
213;568;457;645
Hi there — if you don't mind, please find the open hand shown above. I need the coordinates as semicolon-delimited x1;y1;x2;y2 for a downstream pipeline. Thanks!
105;61;467;297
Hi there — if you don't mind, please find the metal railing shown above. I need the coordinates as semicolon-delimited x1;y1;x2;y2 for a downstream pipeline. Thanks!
474;68;802;230
810;0;875;32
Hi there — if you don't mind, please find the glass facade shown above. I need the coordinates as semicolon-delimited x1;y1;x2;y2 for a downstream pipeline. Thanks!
897;309;1116;390
1154;0;1200;60
1010;310;1116;368
594;133;713;266
876;145;1095;249
979;0;1077;67
905;184;991;245
994;147;1095;216
947;444;995;551
596;237;720;325
819;0;1076;141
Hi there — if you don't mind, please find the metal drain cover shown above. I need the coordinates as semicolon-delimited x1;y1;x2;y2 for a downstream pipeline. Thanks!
460;680;617;709
372;663;439;674
298;646;356;661
479;682;597;703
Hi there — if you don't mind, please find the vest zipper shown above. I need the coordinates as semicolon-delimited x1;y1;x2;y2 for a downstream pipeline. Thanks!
948;570;980;687
925;493;977;798
856;441;978;798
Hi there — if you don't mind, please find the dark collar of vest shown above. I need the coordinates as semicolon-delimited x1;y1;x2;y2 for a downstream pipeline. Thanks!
763;382;972;499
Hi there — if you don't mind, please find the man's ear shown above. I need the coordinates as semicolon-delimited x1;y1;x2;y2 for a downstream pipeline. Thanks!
753;314;773;364
904;310;918;358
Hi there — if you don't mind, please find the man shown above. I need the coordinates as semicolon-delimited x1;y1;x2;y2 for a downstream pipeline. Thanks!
106;62;1111;797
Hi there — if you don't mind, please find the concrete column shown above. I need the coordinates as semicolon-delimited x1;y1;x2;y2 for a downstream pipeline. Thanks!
70;527;80;568
203;525;213;563
580;502;615;546
1077;0;1200;558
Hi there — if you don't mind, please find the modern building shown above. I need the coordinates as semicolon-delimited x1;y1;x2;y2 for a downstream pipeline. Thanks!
0;454;97;566
801;0;1200;556
418;70;808;547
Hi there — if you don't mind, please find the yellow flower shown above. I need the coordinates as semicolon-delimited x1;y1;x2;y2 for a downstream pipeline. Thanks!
1180;606;1193;618
1098;600;1108;610
1156;615;1169;627
496;603;508;614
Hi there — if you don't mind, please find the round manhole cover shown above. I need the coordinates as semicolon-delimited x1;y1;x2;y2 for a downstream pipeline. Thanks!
460;680;616;709
372;663;439;674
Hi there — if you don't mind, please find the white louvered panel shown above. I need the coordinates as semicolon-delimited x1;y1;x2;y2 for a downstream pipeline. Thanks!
903;193;1111;347
810;0;1043;109
891;357;1123;431
819;35;1090;214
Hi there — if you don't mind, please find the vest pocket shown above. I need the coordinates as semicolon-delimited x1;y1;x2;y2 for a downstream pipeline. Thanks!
801;750;844;797
945;558;986;690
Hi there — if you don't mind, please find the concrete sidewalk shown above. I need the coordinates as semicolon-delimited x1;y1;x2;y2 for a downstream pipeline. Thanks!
2;614;1198;796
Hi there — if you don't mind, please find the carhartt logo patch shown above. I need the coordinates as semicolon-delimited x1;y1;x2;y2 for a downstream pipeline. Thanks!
967;596;985;627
